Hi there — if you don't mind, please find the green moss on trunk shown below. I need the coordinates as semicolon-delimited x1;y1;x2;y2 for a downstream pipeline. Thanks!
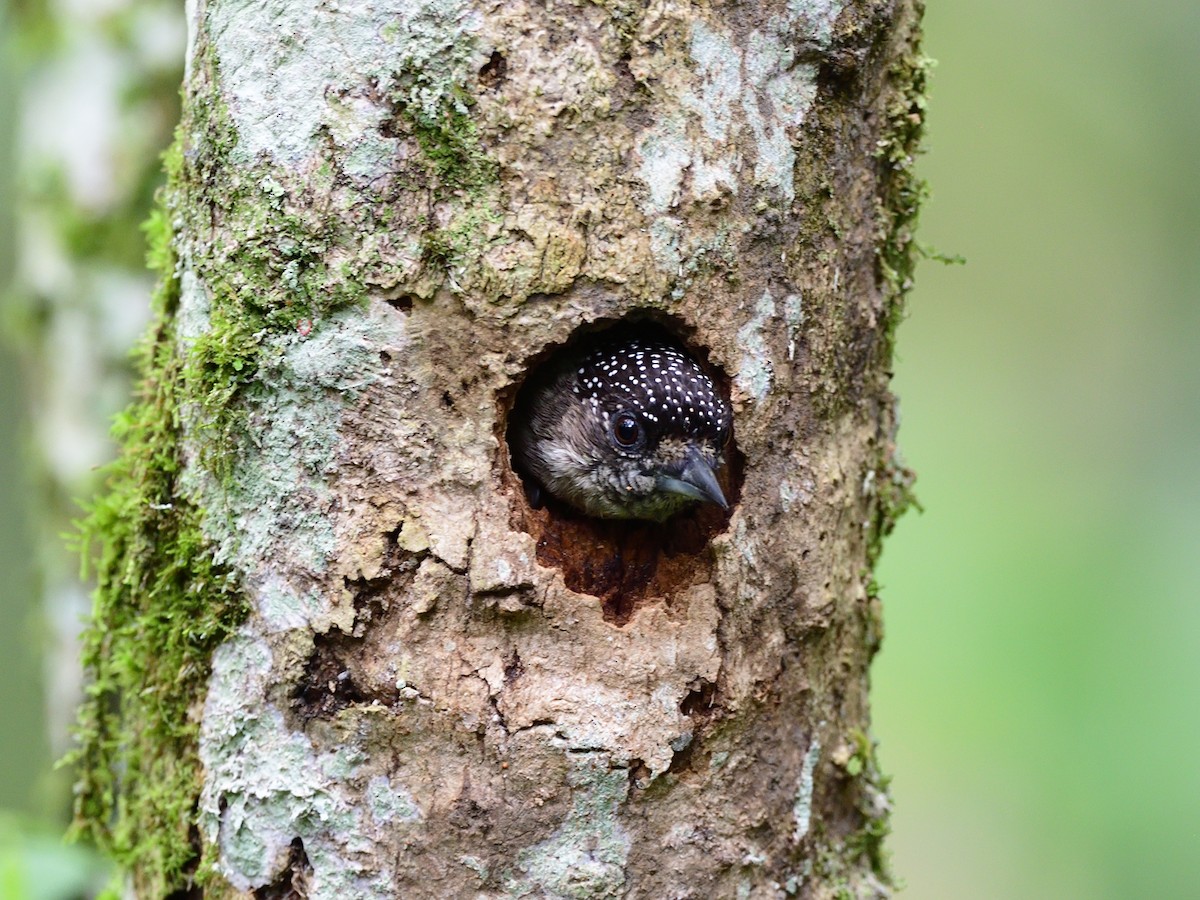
66;172;249;896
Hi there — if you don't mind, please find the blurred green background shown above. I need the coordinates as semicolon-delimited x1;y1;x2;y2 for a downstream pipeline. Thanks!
872;1;1200;898
1;0;1198;898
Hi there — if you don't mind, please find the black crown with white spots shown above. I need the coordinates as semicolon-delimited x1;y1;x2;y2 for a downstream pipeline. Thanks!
571;338;731;441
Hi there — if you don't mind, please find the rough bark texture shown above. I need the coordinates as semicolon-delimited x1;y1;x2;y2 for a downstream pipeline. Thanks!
73;0;925;897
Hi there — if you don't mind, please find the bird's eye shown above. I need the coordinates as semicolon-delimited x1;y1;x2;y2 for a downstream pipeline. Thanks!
613;414;640;447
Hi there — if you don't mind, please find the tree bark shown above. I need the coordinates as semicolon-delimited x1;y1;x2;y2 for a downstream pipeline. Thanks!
73;0;925;897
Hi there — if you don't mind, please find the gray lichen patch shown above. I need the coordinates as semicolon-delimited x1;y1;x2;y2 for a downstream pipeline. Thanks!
365;774;422;827
199;632;407;899
633;3;844;220
735;289;780;403
183;301;390;626
208;0;483;170
504;756;631;899
792;736;821;841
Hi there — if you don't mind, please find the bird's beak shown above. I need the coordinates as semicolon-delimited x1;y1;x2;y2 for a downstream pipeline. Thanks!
657;446;728;510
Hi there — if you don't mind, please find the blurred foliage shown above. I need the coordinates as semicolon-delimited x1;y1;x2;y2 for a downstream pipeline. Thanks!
873;1;1200;898
0;814;111;900
0;0;49;824
0;0;187;889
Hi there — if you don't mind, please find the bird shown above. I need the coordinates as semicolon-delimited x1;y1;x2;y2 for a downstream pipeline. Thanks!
511;334;733;522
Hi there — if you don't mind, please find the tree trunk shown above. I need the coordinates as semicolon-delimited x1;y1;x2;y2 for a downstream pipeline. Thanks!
73;0;925;897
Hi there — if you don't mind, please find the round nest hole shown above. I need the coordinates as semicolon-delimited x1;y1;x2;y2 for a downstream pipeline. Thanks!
499;317;743;624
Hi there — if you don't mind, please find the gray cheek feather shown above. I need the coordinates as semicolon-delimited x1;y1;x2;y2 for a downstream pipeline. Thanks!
539;440;594;491
532;422;668;520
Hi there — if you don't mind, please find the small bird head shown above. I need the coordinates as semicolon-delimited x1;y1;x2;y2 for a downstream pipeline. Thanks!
515;336;733;522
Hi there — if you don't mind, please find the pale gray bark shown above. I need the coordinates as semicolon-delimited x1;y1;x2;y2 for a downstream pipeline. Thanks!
125;0;922;895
